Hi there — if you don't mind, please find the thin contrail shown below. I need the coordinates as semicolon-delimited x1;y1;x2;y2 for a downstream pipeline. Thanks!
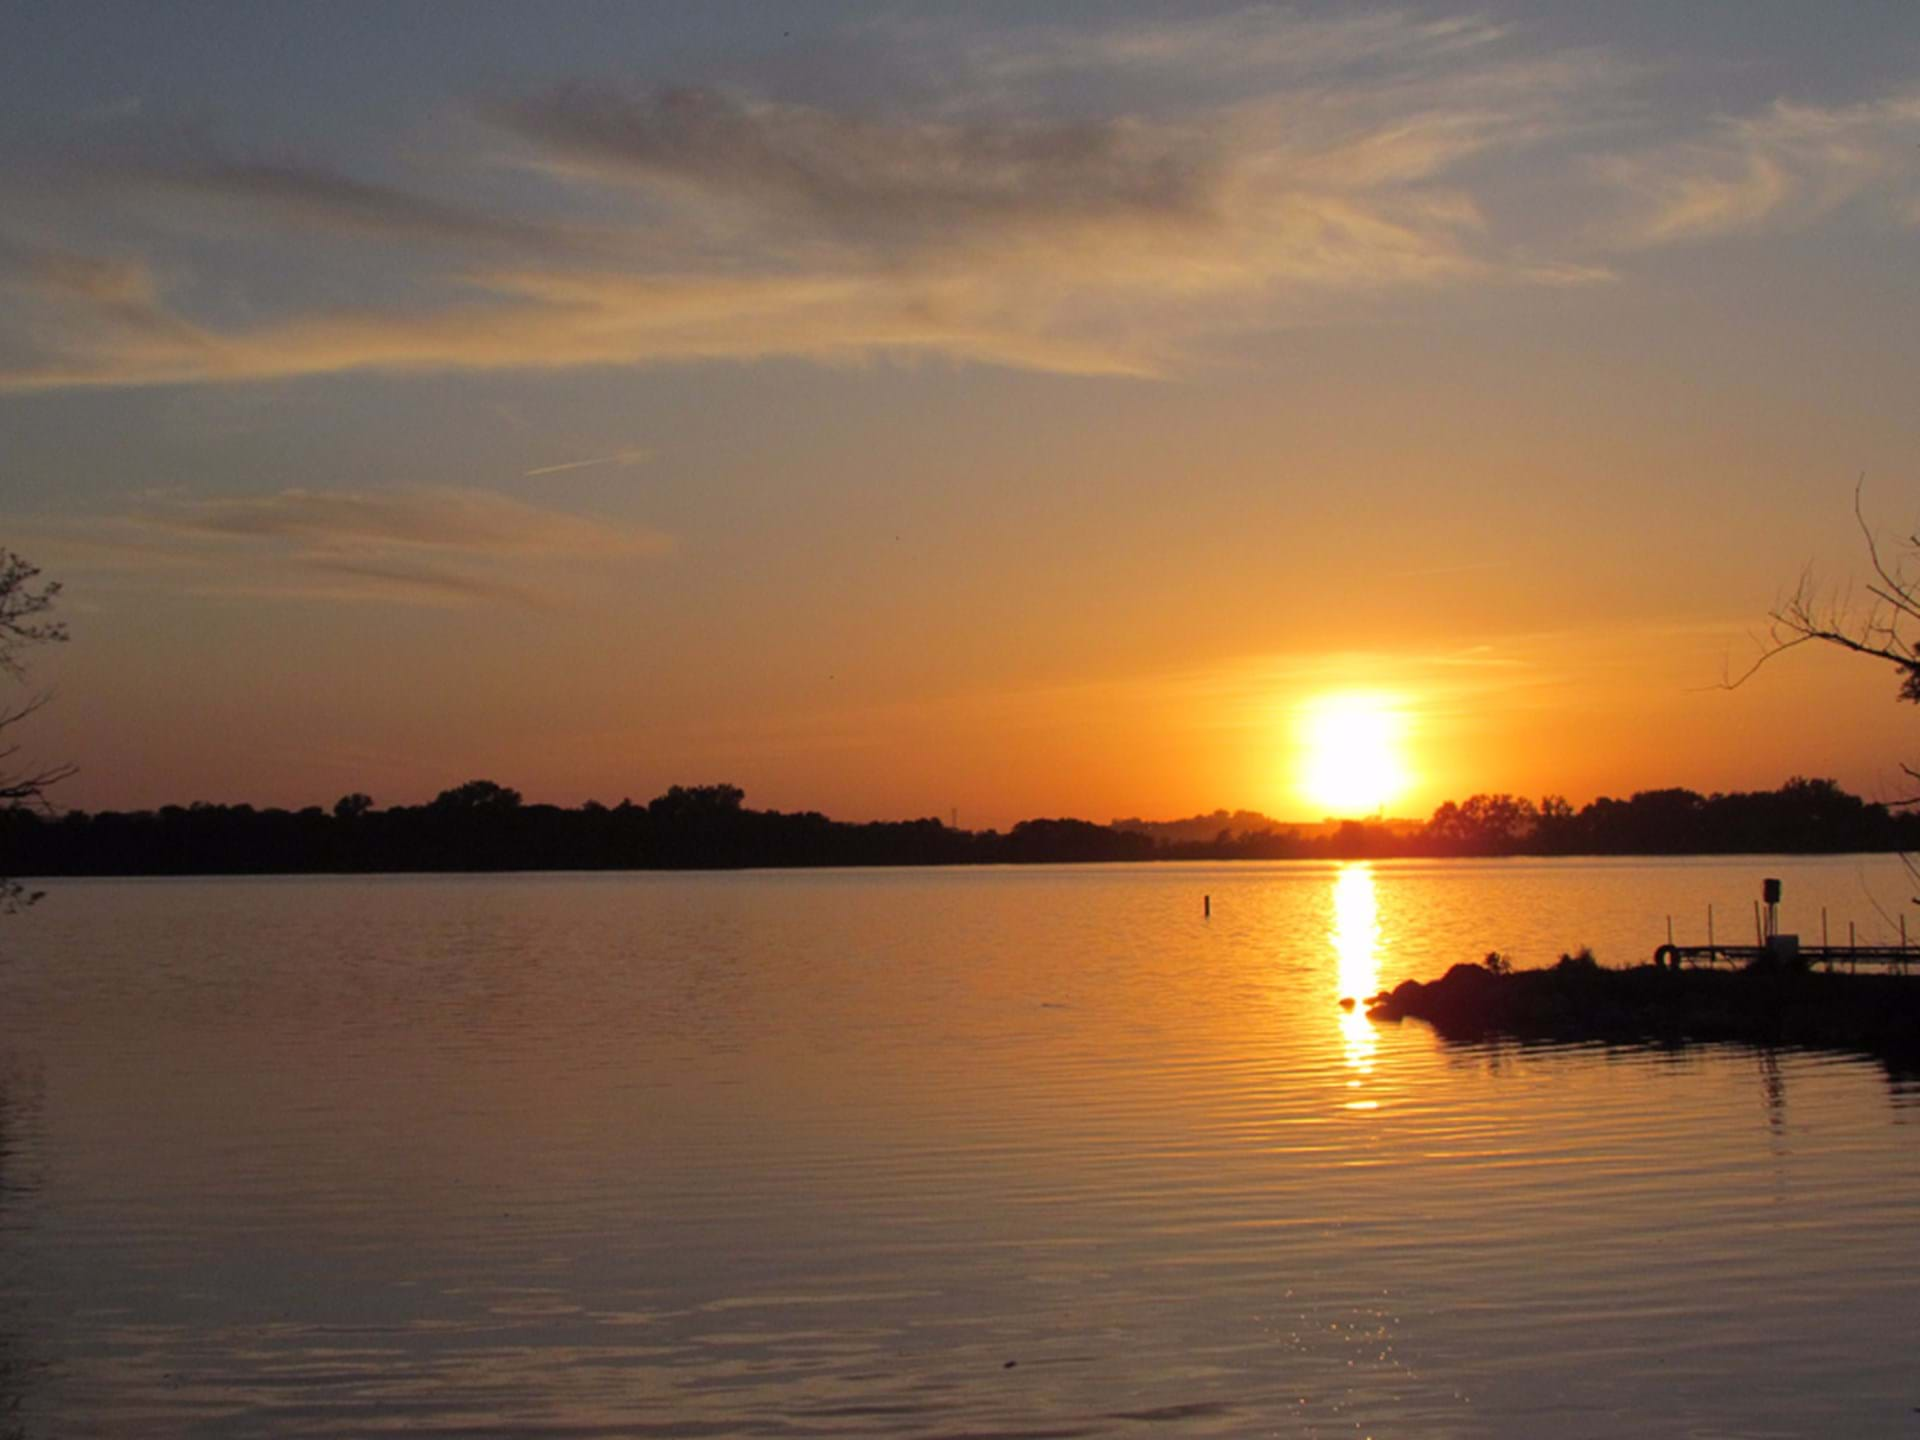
523;447;651;477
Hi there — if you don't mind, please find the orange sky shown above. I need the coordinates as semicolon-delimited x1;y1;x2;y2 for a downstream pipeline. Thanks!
5;4;1920;827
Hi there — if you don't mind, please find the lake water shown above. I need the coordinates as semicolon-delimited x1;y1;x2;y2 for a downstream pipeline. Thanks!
2;856;1918;1438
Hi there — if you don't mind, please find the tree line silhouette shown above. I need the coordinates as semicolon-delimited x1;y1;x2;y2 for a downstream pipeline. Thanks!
1;775;1912;877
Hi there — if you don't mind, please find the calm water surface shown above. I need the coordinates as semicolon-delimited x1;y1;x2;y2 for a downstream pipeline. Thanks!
2;856;1917;1438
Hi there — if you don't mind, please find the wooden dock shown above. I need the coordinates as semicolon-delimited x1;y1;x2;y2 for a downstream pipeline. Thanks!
1653;943;1916;974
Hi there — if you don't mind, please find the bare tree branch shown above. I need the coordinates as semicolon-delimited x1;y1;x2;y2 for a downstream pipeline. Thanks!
0;551;67;678
0;548;72;911
1725;480;1920;706
1729;483;1920;819
1854;476;1914;616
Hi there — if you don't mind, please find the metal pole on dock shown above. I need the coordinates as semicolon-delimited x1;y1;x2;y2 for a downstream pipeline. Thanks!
1754;900;1764;947
1667;914;1674;947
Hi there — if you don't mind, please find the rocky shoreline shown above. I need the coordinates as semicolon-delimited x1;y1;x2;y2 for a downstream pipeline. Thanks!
1366;955;1920;1064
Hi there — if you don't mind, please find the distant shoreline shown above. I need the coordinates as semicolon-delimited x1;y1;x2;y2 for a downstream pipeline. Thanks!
6;848;1915;884
5;776;1912;878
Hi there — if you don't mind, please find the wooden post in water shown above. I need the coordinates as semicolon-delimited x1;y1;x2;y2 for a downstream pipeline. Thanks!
1707;904;1715;963
1851;919;1858;974
1822;907;1831;970
1204;894;1211;918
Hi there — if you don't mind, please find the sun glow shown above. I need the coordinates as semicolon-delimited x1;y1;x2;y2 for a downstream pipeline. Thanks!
1295;691;1412;817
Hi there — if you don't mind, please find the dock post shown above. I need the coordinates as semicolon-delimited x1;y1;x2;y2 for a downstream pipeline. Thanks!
1204;894;1210;918
1753;900;1763;948
1707;904;1714;963
1822;907;1830;969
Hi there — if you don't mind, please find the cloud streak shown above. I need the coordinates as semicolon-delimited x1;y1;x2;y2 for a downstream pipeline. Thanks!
129;485;670;557
14;487;671;610
523;447;652;477
0;254;1165;390
115;155;571;251
492;84;1218;246
14;8;1856;395
1601;92;1920;246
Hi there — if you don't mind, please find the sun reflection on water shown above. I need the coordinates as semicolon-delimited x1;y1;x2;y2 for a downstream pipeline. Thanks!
1332;863;1380;1077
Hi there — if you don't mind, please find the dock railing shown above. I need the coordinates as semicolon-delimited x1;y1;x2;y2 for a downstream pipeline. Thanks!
1653;941;1913;975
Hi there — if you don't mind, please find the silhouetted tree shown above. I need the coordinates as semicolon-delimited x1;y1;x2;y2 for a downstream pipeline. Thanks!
417;779;525;869
1534;795;1575;852
1;551;72;913
1425;793;1538;853
1002;816;1156;862
1739;482;1920;796
333;792;374;821
430;779;522;813
647;783;745;819
643;783;750;865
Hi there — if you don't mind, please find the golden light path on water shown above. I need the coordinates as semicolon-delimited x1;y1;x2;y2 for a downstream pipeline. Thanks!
1331;862;1380;1092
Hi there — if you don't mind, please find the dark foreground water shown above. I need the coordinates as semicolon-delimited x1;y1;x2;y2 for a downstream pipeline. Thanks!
2;857;1917;1438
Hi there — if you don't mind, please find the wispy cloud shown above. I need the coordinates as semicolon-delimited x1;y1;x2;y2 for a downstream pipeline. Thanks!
523;447;652;478
129;485;669;557
0;255;1162;390
952;9;1515;84
166;560;550;610
112;154;572;251
1601;92;1920;246
491;84;1217;245
270;556;547;609
14;487;671;609
0;9;1639;393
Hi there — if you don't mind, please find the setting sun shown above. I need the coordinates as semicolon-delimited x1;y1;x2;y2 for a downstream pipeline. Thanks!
1296;692;1413;817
